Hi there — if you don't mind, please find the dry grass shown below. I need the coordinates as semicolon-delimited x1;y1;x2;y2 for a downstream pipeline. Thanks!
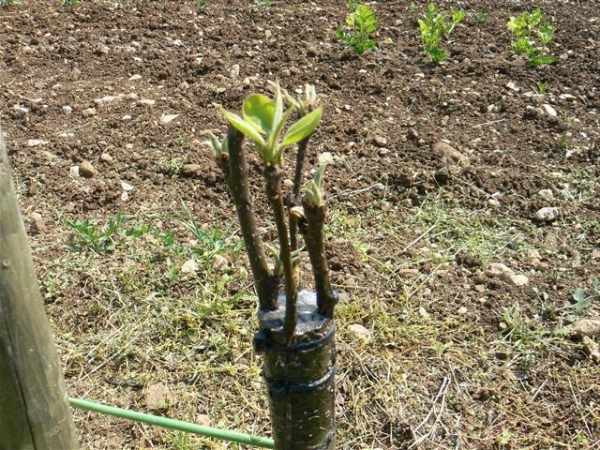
31;187;599;449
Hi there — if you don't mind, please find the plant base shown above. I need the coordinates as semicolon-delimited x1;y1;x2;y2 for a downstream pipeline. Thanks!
254;291;336;450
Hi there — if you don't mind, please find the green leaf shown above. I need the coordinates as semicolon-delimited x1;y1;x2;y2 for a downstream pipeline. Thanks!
220;108;266;148
282;107;322;146
572;288;587;302
242;94;275;134
272;80;285;128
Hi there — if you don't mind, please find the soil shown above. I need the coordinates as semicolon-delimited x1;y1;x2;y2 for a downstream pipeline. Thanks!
1;0;599;449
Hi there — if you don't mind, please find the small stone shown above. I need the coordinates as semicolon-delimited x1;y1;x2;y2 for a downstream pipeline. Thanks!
82;107;97;117
373;136;388;147
537;189;554;200
474;285;486;293
565;319;600;338
160;114;179;125
398;268;419;278
582;336;600;362
129;74;142;81
228;64;240;78
94;44;110;55
139;99;156;106
121;191;129;202
540;104;557;117
12;105;29;118
179;81;189;90
181;259;199;274
195;414;211;426
495;344;512;360
457;306;468;315
28;139;48;147
534;207;560;223
69;166;80;177
211;254;228;272
506;81;520;92
433;141;470;167
181;164;203;177
419;307;430;319
78;161;97;178
100;153;114;164
144;383;175;412
378;148;390;156
122;115;132;122
348;324;371;342
317;152;334;166
485;263;528;286
558;93;577;101
510;274;529;286
30;213;47;234
62;105;72;114
120;181;134;192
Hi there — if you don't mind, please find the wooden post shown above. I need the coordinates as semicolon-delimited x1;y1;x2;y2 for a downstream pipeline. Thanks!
0;133;79;449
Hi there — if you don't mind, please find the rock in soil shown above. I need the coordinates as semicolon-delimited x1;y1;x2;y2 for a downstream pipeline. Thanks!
433;141;470;167
565;319;600;338
534;207;560;223
144;383;175;412
78;161;97;178
29;212;47;234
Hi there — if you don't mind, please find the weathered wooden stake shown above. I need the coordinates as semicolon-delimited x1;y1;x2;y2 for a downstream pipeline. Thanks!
0;133;79;449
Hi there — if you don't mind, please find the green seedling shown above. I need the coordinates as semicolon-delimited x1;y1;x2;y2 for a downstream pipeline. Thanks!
254;0;271;6
334;1;378;55
195;0;207;10
417;3;466;63
0;0;19;6
507;9;556;68
474;11;487;23
63;214;124;252
60;0;79;5
535;80;549;93
180;202;242;257
567;278;600;321
555;134;568;150
63;213;150;253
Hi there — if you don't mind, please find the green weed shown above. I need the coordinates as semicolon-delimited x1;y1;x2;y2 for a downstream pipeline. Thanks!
567;278;600;322
474;11;487;23
62;213;150;253
0;0;19;6
334;1;378;55
535;80;549;93
417;3;466;63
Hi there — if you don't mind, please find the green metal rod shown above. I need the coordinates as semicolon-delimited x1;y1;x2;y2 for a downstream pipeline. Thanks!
69;397;274;449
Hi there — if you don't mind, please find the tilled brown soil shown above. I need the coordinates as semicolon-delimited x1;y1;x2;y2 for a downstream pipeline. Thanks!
1;0;599;449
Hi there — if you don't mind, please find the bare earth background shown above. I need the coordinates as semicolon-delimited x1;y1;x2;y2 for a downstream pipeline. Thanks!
1;0;599;449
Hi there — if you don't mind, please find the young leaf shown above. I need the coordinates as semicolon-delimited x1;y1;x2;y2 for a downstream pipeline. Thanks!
282;107;322;146
220;108;266;148
242;94;275;134
272;80;285;128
